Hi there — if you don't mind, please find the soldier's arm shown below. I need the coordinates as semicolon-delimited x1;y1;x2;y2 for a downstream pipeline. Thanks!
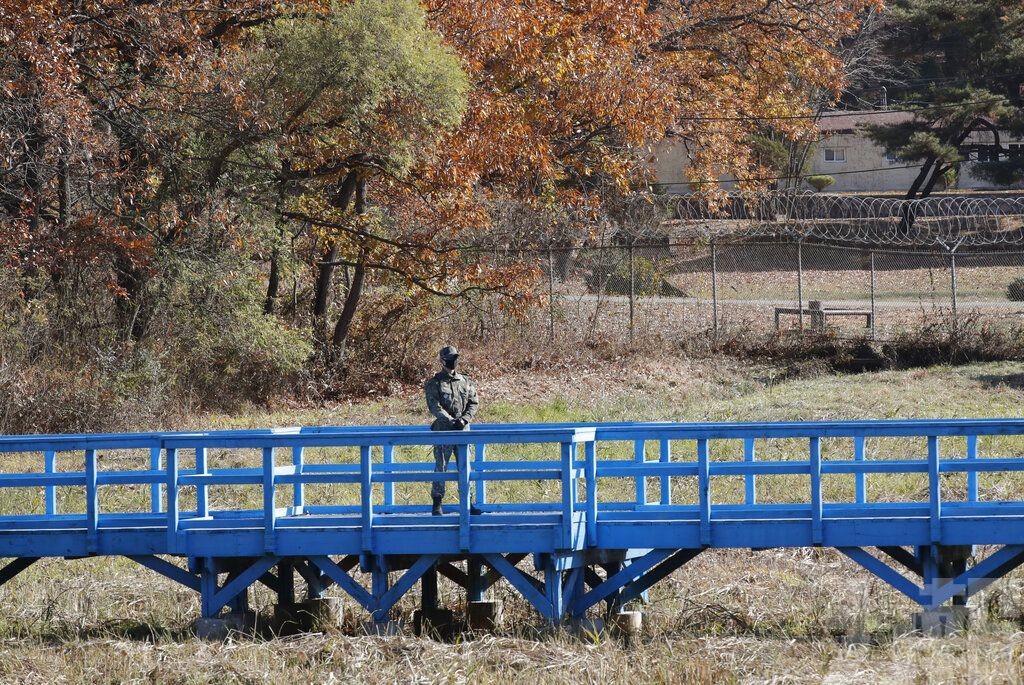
425;380;455;422
462;380;480;423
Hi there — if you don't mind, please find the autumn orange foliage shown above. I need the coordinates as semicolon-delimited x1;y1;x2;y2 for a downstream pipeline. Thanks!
0;0;878;351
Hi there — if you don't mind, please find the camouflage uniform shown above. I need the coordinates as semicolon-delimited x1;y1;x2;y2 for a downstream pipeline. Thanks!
424;369;479;500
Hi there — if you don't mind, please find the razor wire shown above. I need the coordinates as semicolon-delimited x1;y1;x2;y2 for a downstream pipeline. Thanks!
652;192;1024;249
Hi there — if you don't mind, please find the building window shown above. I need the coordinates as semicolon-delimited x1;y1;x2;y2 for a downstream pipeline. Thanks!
977;147;1001;163
823;148;846;162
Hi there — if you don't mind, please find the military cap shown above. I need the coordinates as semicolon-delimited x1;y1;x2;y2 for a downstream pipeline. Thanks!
439;345;459;360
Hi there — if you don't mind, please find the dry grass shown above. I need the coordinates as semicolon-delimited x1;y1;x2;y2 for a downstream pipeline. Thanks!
3;358;1024;683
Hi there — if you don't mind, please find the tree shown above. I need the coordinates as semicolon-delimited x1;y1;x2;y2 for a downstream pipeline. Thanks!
428;0;879;198
863;0;1024;199
203;0;472;356
0;0;295;339
0;0;882;373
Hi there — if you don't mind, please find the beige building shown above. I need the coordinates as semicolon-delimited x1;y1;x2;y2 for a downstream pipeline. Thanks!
651;110;1024;194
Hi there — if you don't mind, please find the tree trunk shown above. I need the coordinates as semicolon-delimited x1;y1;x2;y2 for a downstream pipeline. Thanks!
115;257;149;342
265;247;281;315
264;183;288;315
329;178;368;359
331;253;366;356
312;171;358;318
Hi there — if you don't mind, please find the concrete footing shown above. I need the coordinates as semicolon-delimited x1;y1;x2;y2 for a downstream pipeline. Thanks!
610;610;643;636
414;608;458;640
194;611;258;640
361;619;404;636
467;601;504;631
913;607;970;636
272;598;343;635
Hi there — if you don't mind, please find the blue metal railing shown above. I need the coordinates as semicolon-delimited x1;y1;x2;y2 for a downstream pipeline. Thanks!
1;419;1024;556
4;418;1024;621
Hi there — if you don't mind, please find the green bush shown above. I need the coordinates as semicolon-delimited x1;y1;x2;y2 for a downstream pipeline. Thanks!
1007;277;1024;301
807;175;836;192
155;254;312;408
585;255;668;296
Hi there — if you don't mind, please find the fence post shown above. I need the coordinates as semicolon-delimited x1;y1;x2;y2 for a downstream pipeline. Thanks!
869;251;876;340
711;240;719;337
797;240;805;332
547;246;555;342
628;240;635;343
949;248;958;333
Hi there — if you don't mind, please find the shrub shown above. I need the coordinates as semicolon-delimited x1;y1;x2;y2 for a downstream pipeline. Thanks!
1007;277;1024;301
807;175;836;192
154;255;312;409
584;254;669;296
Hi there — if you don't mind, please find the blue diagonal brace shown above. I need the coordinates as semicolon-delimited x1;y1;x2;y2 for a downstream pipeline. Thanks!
127;555;200;592
838;547;923;605
926;544;1024;609
484;553;552;618
309;555;375;613
570;549;676;616
618;548;703;607
210;556;278;615
561;567;583;618
0;557;38;587
373;555;440;622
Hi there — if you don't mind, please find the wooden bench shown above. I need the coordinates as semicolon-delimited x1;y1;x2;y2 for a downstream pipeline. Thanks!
774;300;873;331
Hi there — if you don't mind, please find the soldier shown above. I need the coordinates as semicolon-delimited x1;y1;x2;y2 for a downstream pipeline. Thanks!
424;345;480;516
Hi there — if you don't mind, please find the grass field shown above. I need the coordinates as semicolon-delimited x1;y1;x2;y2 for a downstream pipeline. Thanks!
3;357;1024;683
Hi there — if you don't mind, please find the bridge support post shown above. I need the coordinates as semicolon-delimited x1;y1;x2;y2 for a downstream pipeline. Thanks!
194;557;263;639
466;556;503;631
271;558;343;635
913;545;974;635
414;561;456;639
543;555;565;623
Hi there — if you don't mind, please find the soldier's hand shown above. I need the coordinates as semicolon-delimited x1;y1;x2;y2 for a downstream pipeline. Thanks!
452;417;466;429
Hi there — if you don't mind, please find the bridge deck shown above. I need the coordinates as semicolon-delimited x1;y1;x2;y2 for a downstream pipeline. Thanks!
3;419;1024;624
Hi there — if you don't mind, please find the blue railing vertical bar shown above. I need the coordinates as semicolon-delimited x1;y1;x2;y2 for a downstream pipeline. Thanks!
166;447;179;553
928;436;941;543
966;435;978;502
743;438;756;505
697;438;711;546
474;443;487;507
659;439;671;505
263;446;276;552
360;445;373;552
292;445;305;510
561;441;575;548
196;447;208;518
585;440;597;547
85;448;98;553
150;446;162;513
853;436;866;503
809;437;822;544
458;444;471;550
44;450;56;515
634;440;647;505
382;445;395;509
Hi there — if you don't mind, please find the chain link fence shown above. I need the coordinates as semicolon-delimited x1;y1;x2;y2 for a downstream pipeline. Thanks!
541;240;1024;343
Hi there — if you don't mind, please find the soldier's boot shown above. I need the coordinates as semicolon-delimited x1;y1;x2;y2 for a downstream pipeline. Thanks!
432;497;443;516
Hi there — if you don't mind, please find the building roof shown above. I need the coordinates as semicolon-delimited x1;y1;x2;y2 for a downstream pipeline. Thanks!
817;110;916;134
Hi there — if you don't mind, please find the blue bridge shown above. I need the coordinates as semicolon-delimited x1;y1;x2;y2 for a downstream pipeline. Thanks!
3;419;1024;632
